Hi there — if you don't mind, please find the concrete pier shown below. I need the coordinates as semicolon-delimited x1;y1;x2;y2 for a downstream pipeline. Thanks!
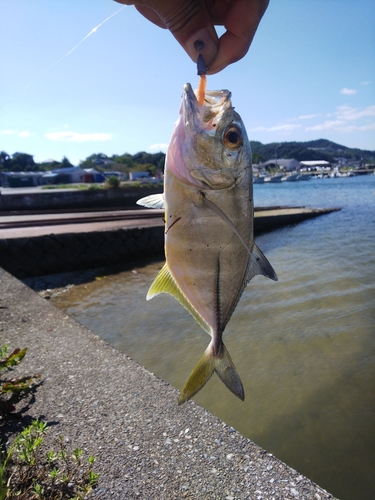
1;266;336;499
0;207;339;279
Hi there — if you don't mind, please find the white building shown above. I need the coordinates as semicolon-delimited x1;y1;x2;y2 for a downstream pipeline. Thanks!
300;160;331;171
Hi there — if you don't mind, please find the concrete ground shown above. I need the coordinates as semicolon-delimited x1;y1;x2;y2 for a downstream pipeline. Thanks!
0;267;336;499
0;207;338;239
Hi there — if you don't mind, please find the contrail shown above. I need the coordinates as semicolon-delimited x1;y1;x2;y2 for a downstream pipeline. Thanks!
0;5;126;109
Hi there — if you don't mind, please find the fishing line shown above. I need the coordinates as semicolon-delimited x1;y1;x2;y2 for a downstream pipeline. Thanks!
0;5;127;110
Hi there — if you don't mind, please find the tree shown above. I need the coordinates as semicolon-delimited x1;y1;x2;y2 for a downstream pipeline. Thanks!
157;155;165;172
0;151;11;170
132;151;166;167
8;153;35;172
60;156;74;169
111;153;134;168
86;153;108;162
79;158;97;170
252;153;264;164
39;160;60;171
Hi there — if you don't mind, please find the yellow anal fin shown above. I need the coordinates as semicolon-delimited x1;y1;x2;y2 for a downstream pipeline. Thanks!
178;342;244;405
147;263;210;334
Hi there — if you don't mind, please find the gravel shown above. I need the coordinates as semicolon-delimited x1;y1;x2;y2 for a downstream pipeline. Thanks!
0;267;337;499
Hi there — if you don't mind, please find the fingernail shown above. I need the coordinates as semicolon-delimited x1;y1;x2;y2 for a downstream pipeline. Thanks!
186;29;218;68
194;40;205;51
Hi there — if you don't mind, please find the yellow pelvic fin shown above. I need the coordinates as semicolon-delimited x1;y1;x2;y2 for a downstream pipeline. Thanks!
178;342;244;405
147;263;210;334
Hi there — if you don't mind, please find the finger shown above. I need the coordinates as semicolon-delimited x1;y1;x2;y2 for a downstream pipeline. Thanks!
114;1;167;28
135;5;167;29
156;0;219;67
208;0;269;74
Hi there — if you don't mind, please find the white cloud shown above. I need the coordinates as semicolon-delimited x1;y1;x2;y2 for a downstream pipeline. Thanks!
336;104;375;121
310;122;375;133
340;87;357;95
255;104;375;138
0;129;32;137
45;131;112;142
298;113;321;120
250;123;301;133
361;81;370;85
148;143;168;151
306;120;345;132
306;104;375;133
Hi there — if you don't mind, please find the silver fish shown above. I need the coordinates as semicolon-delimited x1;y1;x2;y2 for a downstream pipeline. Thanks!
138;83;277;404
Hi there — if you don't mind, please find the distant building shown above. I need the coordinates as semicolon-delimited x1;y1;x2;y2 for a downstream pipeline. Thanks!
38;166;86;185
93;158;118;168
0;171;44;188
40;158;59;166
300;160;330;171
335;157;348;165
260;159;300;171
129;171;150;181
83;169;105;183
102;171;127;181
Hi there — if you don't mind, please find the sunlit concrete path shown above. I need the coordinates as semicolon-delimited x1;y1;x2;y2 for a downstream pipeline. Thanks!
1;267;337;499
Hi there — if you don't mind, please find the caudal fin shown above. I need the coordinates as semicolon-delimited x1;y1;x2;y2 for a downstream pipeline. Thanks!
178;342;244;405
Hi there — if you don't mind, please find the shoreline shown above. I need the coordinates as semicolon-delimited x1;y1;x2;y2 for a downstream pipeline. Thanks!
1;266;337;499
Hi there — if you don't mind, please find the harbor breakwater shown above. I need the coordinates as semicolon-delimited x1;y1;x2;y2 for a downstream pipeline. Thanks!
0;207;337;279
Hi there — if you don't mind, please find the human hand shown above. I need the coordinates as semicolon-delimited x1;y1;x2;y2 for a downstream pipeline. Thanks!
114;0;269;74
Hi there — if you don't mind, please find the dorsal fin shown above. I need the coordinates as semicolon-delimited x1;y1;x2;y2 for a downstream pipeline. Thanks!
147;263;211;334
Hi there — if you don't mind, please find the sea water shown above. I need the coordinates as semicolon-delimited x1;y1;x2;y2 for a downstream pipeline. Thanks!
52;174;375;500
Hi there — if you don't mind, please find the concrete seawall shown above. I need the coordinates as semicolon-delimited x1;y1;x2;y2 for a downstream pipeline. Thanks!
1;266;336;499
0;207;338;279
0;186;163;211
0;226;164;279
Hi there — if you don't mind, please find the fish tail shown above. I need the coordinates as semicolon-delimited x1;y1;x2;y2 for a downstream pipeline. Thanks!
215;343;245;402
178;341;244;405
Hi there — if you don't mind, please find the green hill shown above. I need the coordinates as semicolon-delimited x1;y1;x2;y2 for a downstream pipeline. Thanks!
250;139;375;163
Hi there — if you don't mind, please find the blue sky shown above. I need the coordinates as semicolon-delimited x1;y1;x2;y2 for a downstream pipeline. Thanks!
1;0;374;165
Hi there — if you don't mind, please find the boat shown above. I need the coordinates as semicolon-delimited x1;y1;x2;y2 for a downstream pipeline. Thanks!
253;176;266;184
281;173;299;182
297;174;311;181
264;174;284;183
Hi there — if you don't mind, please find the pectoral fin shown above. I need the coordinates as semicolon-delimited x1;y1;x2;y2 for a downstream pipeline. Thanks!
200;193;278;282
147;263;210;334
200;193;251;255
137;193;165;209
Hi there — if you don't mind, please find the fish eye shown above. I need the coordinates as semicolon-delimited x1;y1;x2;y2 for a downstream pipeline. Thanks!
223;126;242;149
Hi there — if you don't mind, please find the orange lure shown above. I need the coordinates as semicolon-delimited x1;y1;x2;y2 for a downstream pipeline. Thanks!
197;74;207;106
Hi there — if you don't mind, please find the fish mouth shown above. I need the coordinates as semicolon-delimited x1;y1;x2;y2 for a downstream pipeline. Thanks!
183;83;232;133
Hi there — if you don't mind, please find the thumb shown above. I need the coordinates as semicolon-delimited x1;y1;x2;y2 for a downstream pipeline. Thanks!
137;1;219;67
